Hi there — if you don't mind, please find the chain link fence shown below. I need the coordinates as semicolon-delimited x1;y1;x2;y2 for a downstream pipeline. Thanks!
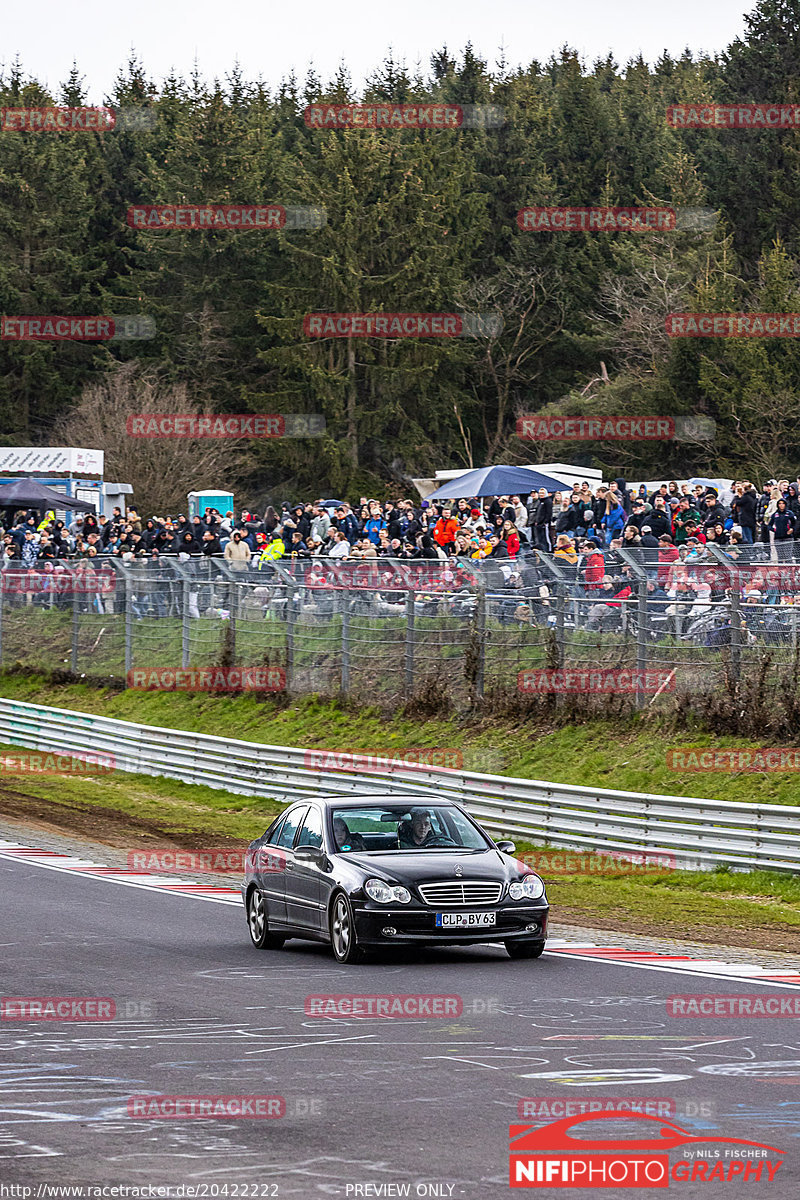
2;545;799;706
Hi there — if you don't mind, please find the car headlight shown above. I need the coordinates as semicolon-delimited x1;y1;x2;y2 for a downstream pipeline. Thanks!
508;874;545;901
365;877;412;904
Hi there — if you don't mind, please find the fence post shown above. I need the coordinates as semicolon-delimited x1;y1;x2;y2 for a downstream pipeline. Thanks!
285;585;295;690
182;578;190;668
124;572;133;676
404;588;415;694
71;577;80;672
636;577;649;710
729;586;741;684
0;576;4;668
555;581;565;667
341;593;351;694
475;586;486;698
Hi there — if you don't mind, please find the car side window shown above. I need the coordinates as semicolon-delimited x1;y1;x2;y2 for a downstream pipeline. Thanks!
265;816;287;846
296;807;323;848
277;806;309;849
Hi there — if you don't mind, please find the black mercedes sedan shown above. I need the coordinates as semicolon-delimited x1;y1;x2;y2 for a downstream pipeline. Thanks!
241;794;548;963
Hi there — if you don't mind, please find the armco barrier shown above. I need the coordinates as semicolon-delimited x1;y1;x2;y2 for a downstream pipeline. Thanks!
0;697;798;874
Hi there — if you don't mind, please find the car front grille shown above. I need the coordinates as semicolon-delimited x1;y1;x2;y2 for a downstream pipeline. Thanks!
418;880;503;906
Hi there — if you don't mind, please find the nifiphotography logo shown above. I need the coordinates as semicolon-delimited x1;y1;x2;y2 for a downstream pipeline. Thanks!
509;1112;784;1187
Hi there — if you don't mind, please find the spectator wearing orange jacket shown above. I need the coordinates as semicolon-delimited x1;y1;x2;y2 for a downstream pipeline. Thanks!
433;507;459;552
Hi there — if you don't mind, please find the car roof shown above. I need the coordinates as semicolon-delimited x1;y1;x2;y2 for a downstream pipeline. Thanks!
298;794;451;809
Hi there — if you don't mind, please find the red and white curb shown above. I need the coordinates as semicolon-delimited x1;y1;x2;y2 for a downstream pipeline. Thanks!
545;939;800;989
0;838;241;905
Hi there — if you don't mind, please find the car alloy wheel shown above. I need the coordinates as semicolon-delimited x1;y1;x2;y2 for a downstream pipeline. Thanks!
330;893;362;963
247;889;285;950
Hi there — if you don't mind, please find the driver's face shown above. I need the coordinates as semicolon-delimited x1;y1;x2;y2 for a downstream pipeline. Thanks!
412;814;431;840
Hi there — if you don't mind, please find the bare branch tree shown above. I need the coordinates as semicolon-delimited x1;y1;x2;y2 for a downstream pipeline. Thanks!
53;363;257;515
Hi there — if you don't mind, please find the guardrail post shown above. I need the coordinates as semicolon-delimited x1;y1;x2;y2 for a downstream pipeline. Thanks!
71;577;80;672
404;588;415;693
341;593;351;694
124;572;133;675
182;578;190;668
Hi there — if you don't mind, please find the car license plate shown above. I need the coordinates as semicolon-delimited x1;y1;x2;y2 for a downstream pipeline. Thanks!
435;912;496;928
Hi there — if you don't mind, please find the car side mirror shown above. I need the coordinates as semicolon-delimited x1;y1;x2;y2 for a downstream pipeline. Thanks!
495;840;516;854
295;844;326;863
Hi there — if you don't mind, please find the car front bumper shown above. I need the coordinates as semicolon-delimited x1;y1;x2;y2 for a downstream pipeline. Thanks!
353;903;548;946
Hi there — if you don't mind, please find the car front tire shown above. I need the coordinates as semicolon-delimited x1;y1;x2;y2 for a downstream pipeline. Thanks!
329;892;363;964
505;939;545;960
247;888;286;950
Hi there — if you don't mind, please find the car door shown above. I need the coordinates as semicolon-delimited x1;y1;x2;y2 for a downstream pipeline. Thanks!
258;806;307;927
284;805;325;933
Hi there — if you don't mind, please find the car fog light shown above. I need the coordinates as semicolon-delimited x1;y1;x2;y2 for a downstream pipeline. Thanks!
525;922;540;933
382;926;397;936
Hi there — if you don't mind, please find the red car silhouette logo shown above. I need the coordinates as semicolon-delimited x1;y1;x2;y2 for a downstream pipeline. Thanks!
510;1111;783;1155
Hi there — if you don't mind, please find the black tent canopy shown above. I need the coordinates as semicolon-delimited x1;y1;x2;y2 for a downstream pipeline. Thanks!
0;479;97;512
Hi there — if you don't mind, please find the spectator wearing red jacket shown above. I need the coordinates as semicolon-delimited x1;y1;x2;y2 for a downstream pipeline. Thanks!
433;507;459;552
657;534;680;586
583;537;605;591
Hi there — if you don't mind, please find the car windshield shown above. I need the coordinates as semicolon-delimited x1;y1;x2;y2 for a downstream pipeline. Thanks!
330;804;490;852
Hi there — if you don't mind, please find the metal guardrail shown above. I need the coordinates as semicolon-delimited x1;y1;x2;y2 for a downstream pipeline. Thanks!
0;696;798;874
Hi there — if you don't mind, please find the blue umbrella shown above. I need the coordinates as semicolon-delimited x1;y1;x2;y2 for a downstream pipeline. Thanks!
426;465;565;500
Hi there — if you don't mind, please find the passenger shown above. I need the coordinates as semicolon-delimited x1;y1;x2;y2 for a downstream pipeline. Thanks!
332;817;367;852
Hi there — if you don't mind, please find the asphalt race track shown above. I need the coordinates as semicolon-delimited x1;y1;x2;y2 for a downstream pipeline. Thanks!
1;847;799;1198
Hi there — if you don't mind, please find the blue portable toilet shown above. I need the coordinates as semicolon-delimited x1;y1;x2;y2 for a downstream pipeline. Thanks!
188;489;234;520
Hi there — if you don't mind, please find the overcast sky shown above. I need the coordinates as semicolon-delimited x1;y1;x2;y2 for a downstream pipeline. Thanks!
3;0;754;102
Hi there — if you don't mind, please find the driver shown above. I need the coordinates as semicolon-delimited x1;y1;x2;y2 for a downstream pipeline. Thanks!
398;808;437;849
332;817;367;852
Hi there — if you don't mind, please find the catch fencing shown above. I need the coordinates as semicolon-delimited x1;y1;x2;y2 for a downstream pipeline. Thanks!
1;546;799;705
0;695;798;873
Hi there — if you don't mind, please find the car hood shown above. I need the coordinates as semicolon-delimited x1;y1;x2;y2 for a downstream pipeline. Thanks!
341;847;518;885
